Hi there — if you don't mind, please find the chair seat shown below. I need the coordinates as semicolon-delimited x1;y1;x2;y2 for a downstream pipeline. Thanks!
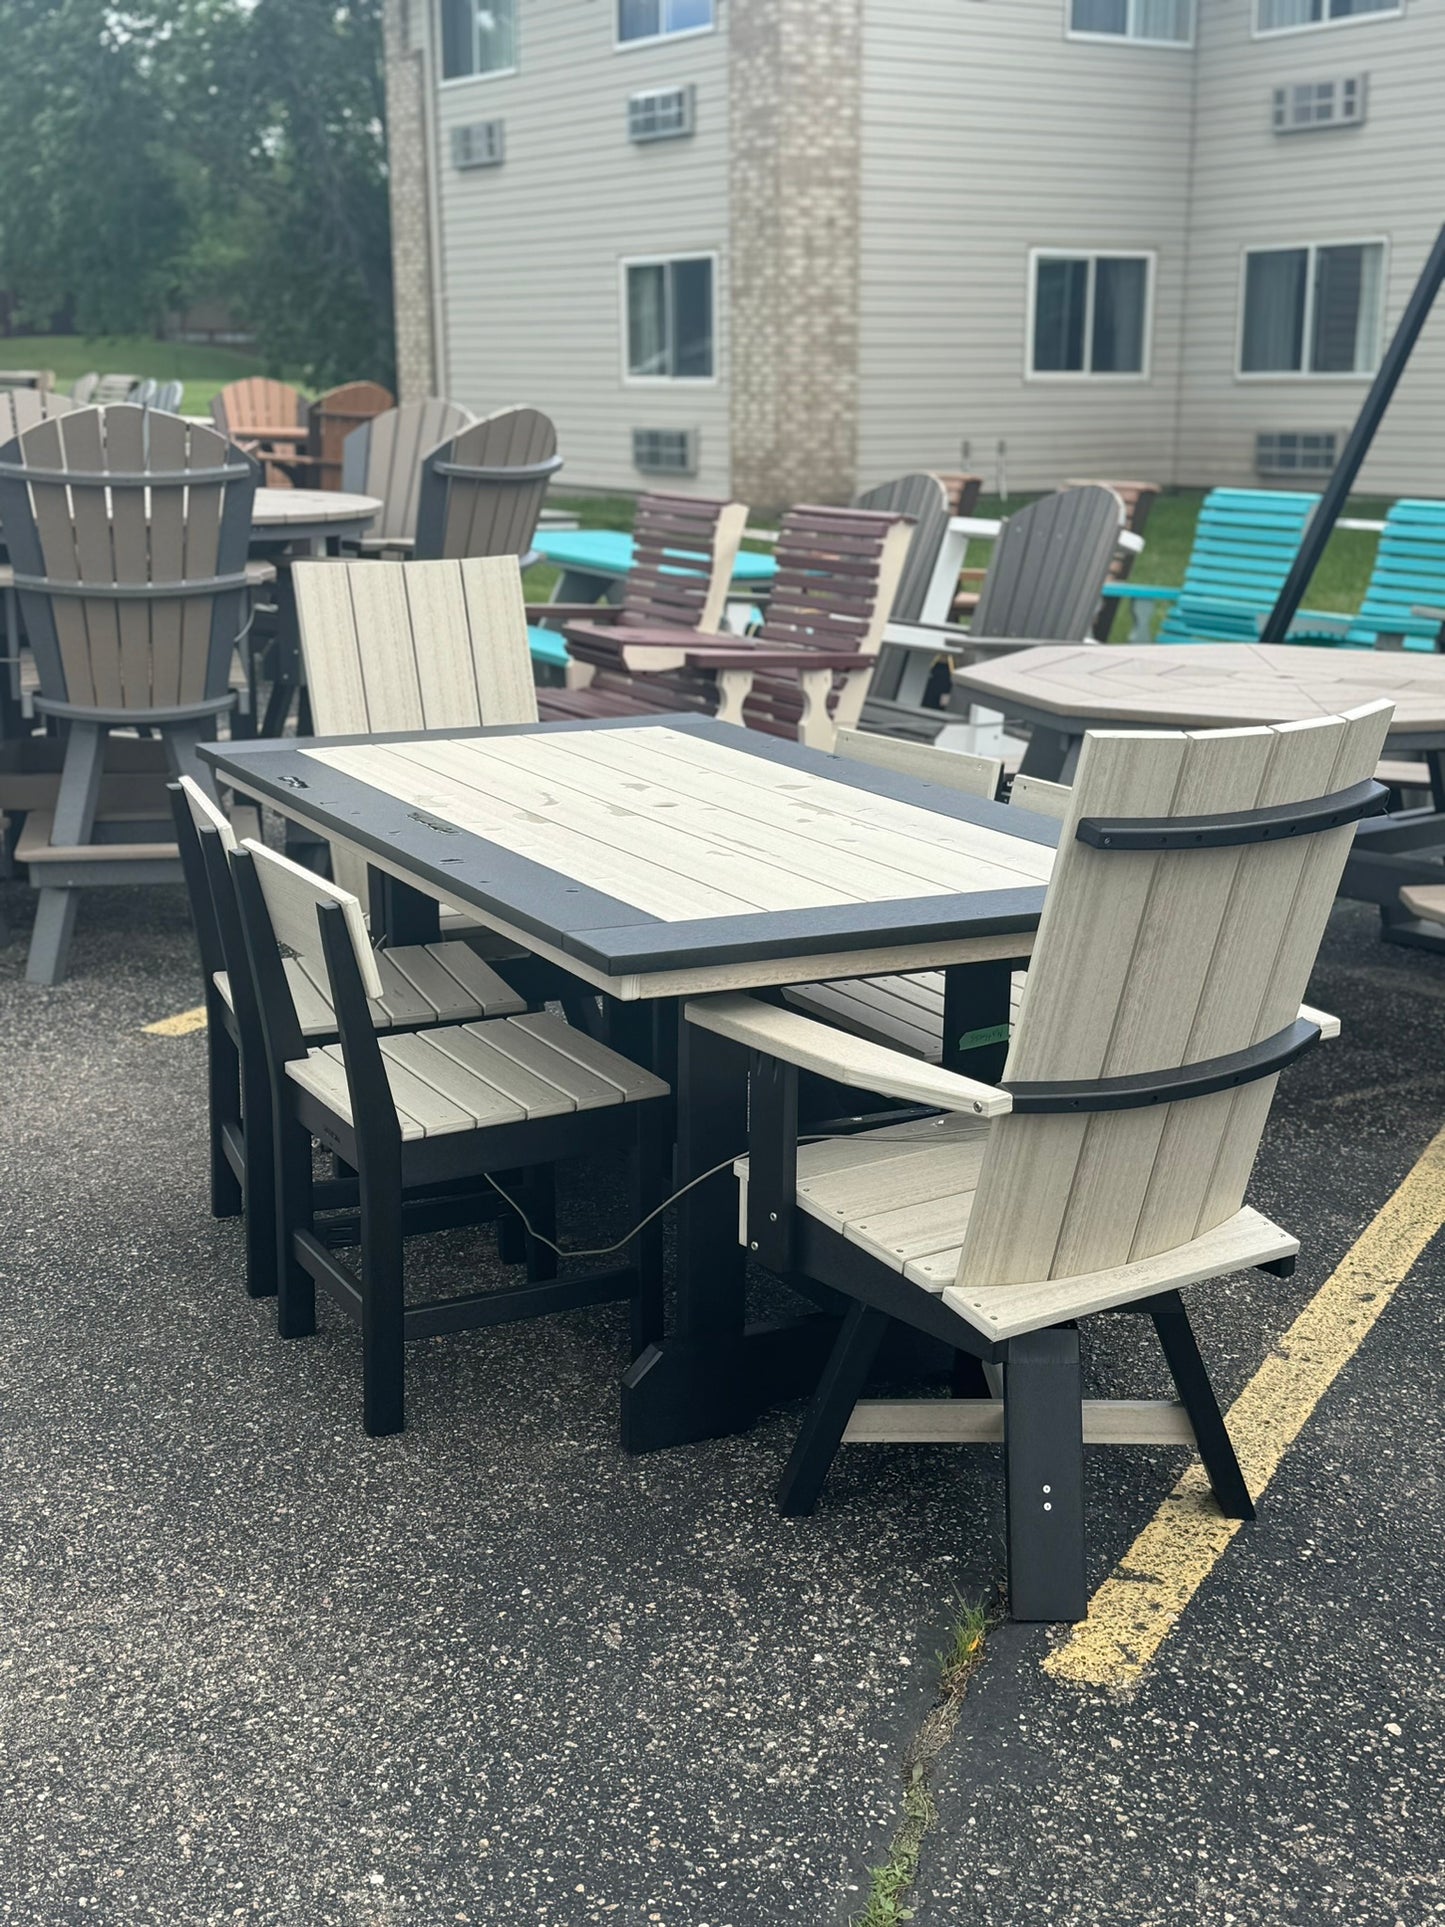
288;1010;669;1140
215;940;523;1038
736;1115;1296;1341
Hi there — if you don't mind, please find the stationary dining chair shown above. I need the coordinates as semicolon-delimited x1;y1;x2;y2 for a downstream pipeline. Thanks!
230;835;671;1434
686;699;1392;1620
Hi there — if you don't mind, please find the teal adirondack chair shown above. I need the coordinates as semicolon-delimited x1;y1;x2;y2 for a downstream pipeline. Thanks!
1281;498;1445;652
1103;488;1318;643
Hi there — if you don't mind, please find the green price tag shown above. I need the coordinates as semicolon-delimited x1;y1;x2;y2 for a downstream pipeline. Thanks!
955;1022;1011;1053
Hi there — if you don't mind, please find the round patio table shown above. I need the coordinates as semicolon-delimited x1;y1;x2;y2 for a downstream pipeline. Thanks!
250;487;380;554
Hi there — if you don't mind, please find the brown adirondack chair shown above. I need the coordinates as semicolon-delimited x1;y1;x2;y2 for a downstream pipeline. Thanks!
339;398;476;554
0;405;271;983
537;504;914;749
211;376;310;485
306;380;394;490
413;406;562;565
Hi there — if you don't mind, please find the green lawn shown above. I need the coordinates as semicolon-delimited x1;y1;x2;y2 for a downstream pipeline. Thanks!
0;333;281;414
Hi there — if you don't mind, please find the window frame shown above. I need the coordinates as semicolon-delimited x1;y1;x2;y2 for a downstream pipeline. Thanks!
1065;0;1196;49
1254;0;1401;38
437;0;519;86
1234;237;1389;381
1025;248;1157;382
615;0;718;53
620;252;720;386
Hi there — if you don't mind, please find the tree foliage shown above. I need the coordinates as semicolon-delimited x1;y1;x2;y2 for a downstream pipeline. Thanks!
0;0;395;387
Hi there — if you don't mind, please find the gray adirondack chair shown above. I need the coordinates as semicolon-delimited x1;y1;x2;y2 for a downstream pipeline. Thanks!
852;473;953;624
154;380;185;413
0;388;85;440
340;397;476;554
0;405;267;983
413;406;562;567
861;485;1127;741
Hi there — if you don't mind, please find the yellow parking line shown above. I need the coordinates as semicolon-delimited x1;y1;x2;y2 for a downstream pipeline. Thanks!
1045;1119;1445;1689
142;1004;208;1037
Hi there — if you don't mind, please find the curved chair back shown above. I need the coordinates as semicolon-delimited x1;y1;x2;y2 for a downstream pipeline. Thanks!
210;376;307;438
93;373;140;405
133;378;159;409
71;372;100;404
0;388;86;440
972;485;1124;641
618;494;748;635
307;380;394;490
414;406;561;564
852;473;951;624
155;379;185;413
340;397;474;548
0;405;260;717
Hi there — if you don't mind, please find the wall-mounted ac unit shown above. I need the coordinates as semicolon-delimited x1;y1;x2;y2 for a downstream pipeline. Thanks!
1256;431;1339;477
1272;75;1366;134
633;428;699;477
452;120;505;170
628;85;696;144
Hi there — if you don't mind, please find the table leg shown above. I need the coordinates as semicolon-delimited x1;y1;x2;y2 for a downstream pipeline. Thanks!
368;869;442;945
941;958;1024;1079
1017;727;1076;781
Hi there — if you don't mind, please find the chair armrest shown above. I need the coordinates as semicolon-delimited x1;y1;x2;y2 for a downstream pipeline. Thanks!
245;561;277;589
669;646;875;671
526;603;618;624
0;565;13;590
881;620;972;655
684;993;1013;1117
949;516;1003;541
1101;582;1180;602
1299;1003;1340;1041
1118;529;1146;555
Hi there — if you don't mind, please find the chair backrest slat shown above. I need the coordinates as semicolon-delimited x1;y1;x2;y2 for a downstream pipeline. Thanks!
0;388;85;440
620;493;748;633
210;376;307;435
241;836;383;1000
833;725;1002;800
757;505;915;661
307;380;394;490
414;405;560;562
342;397;475;547
972;485;1124;641
1162;487;1318;643
851;473;952;624
955;700;1393;1294
293;555;539;736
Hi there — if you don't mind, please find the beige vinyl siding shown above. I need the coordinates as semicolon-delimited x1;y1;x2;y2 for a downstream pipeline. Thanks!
857;0;1195;494
1177;0;1445;493
423;0;730;494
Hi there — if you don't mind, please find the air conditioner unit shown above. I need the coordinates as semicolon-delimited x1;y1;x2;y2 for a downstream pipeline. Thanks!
628;85;696;144
452;120;505;170
1272;75;1366;134
633;428;699;477
1256;431;1340;478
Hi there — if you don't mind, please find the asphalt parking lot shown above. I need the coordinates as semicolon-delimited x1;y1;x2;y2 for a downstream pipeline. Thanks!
1;878;1442;1926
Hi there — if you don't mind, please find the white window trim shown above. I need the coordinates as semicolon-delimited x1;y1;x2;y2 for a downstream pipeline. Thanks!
1254;0;1401;39
1234;236;1389;380
615;2;718;54
1025;248;1157;382
620;252;720;387
437;0;519;87
1065;0;1196;48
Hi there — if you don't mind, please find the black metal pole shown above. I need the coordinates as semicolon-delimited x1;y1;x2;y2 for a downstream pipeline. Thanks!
1260;224;1445;645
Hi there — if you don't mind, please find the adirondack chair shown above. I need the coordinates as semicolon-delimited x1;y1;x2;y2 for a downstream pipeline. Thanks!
227;832;671;1434
1279;499;1445;652
853;474;954;625
170;773;535;1302
1065;478;1160;639
936;473;984;518
70;373;100;404
527;493;748;694
306;380;394;490
210;376;311;484
1104;487;1318;644
154;379;185;413
133;379;159;409
413;406;562;567
687;698;1392;1620
339;397;476;555
93;373;140;405
862;485;1127;741
536;504;914;749
0;387;85;441
0;405;271;983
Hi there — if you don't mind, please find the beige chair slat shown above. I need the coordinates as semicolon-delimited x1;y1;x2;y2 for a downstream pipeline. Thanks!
242;837;383;1000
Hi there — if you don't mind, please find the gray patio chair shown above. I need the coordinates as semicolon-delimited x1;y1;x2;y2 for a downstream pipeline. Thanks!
0;404;271;983
133;378;159;409
0;387;86;441
852;473;953;625
155;379;185;413
70;372;100;404
414;406;562;568
340;397;475;554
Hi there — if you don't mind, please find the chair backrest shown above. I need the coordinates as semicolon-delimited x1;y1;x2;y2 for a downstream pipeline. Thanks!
972;485;1125;641
0;405;260;716
833;724;1002;801
1351;499;1445;647
93;373;140;405
1163;487;1318;644
851;473;952;624
169;775;239;987
155;379;185;412
210;376;308;435
0;388;85;440
755;505;915;662
1067;479;1159;538
935;473;983;518
241;834;380;991
71;372;100;404
955;699;1393;1295
340;398;475;547
133;378;159;409
413;406;561;562
293;554;539;735
307;380;395;490
617;493;749;634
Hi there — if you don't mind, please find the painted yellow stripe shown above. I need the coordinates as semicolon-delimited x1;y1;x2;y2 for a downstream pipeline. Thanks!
1045;1120;1445;1688
142;1004;209;1037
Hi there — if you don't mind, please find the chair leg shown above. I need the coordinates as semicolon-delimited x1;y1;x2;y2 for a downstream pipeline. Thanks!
240;1052;278;1299
629;1102;671;1357
208;1020;243;1220
778;1301;889;1517
523;1167;558;1284
274;1113;316;1338
359;1161;405;1438
25;719;106;983
495;1170;528;1264
25;887;81;985
1151;1295;1255;1521
1004;1327;1087;1623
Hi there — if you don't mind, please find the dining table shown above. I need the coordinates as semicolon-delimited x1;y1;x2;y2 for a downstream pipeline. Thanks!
201;714;1058;1449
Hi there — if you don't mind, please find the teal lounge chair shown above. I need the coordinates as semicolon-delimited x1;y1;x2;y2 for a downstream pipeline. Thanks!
1103;488;1318;643
1281;498;1445;652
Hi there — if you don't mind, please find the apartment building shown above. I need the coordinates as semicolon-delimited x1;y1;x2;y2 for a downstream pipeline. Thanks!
383;0;1445;506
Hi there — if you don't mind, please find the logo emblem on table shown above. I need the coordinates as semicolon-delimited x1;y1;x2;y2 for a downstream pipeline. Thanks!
409;812;458;834
276;775;308;789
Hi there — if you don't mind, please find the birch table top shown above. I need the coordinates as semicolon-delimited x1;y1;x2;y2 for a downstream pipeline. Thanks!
953;643;1445;746
202;717;1057;1000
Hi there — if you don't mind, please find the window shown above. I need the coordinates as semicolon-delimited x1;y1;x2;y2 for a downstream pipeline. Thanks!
1272;75;1367;131
1240;242;1384;375
628;85;697;143
1030;252;1152;377
440;0;517;80
633;428;699;476
625;257;715;381
1068;0;1194;44
618;0;714;45
1257;0;1399;32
